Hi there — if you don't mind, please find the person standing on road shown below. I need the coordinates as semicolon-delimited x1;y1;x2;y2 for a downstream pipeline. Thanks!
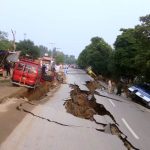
64;65;68;75
4;61;11;77
42;64;46;75
116;81;123;96
108;80;112;93
111;81;116;93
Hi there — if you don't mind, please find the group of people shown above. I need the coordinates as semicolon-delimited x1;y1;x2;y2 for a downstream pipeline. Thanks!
41;63;65;83
108;80;123;96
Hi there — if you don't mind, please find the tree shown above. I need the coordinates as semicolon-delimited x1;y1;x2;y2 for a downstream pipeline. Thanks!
0;31;12;50
52;47;57;58
78;37;112;76
0;31;8;41
64;55;76;64
55;52;64;64
113;28;139;80
77;49;88;69
78;14;150;83
38;45;50;57
113;14;150;82
134;14;150;82
0;40;12;50
16;40;40;59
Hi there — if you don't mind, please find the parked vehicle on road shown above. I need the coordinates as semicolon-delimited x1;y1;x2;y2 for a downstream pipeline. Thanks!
12;59;42;88
128;83;150;108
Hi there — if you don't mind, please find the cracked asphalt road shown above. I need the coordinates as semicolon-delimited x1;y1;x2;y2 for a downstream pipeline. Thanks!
1;69;150;150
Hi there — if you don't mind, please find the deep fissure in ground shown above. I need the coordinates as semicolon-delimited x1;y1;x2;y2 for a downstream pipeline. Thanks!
16;80;139;150
64;81;140;150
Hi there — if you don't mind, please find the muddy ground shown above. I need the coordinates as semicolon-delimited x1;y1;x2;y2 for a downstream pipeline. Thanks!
0;79;61;144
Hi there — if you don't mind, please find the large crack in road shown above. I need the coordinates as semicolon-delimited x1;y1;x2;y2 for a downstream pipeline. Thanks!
15;80;140;150
16;101;105;130
16;102;77;127
64;81;140;150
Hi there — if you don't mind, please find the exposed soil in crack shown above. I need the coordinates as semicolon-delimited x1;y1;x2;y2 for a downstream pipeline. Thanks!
63;83;123;103
64;83;118;124
16;100;139;150
64;81;140;150
0;77;139;149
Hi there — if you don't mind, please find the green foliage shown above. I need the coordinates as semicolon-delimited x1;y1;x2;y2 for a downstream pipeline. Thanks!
134;15;150;82
54;51;76;65
51;48;56;58
78;37;112;76
0;30;76;68
38;45;50;57
0;31;8;41
55;52;64;64
77;50;88;68
114;28;139;79
113;14;150;82
0;31;12;50
16;40;40;59
64;55;76;64
78;14;150;83
0;40;12;50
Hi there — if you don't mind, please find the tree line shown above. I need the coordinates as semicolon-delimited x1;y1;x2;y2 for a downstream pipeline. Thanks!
78;14;150;83
0;33;76;65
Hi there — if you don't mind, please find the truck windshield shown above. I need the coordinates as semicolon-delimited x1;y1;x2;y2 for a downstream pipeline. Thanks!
24;65;37;74
17;63;25;70
17;63;37;74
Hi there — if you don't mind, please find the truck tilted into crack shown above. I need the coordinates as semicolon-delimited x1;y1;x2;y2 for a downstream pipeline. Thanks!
12;58;53;89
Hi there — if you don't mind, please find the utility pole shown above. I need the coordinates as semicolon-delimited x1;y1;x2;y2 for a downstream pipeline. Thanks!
11;29;16;51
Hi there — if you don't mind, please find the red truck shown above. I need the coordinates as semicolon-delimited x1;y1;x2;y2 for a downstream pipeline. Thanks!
12;59;42;88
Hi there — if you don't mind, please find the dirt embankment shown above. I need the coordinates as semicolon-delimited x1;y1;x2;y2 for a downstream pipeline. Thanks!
0;79;61;144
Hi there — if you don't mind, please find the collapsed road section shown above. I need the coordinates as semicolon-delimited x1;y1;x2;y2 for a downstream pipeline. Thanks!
64;81;140;150
15;80;140;150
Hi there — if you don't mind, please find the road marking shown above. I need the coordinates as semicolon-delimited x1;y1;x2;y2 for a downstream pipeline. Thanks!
122;118;140;140
109;99;116;107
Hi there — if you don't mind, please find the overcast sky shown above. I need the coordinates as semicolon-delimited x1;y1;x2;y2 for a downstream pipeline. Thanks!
0;0;150;58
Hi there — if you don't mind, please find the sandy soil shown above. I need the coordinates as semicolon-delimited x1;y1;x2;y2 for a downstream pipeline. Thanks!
0;98;33;144
0;79;61;144
0;80;27;103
